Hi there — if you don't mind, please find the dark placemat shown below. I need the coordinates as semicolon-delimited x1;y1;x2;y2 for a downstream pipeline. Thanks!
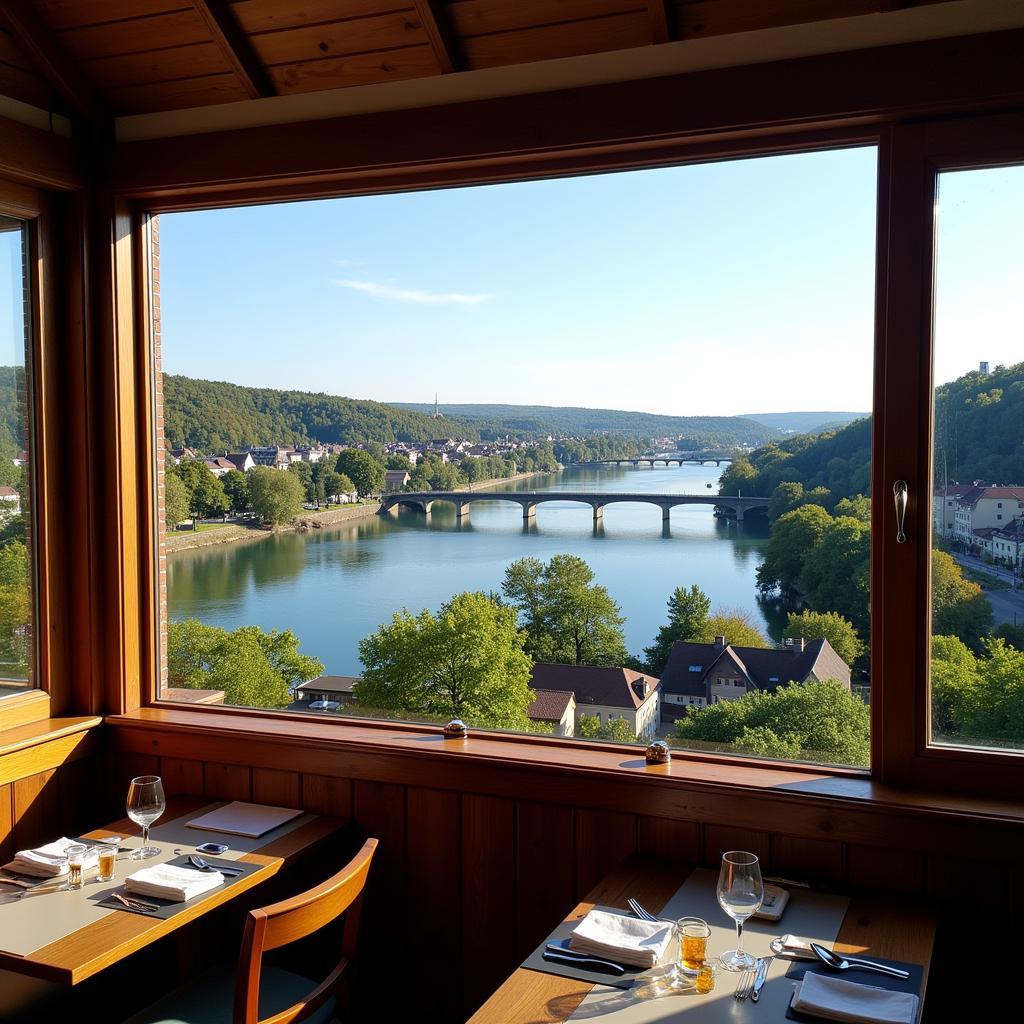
521;905;673;990
785;956;924;1022
94;855;263;919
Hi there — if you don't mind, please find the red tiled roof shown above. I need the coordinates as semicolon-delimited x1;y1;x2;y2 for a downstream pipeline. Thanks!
527;688;575;722
530;663;659;710
955;486;1024;508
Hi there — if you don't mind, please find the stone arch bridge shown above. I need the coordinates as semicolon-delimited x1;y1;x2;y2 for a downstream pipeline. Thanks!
378;491;769;524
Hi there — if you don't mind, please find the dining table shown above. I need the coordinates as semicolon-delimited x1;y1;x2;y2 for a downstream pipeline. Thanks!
0;795;343;989
468;856;937;1024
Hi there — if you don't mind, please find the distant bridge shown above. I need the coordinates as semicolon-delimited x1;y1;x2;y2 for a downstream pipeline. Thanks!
577;451;739;468
379;490;770;524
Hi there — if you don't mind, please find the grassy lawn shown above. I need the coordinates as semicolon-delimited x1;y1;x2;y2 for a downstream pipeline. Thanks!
963;566;1011;591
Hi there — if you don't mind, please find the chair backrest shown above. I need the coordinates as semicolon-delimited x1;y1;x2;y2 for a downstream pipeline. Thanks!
233;838;377;1024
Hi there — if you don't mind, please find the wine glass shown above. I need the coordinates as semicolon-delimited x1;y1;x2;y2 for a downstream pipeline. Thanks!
716;850;763;971
127;775;165;860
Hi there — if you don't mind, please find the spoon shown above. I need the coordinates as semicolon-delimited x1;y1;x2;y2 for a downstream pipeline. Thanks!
810;943;910;979
188;854;241;876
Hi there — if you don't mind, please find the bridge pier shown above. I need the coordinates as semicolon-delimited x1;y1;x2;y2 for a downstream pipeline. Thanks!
736;507;744;522
522;502;536;521
593;505;603;524
661;505;671;523
454;501;470;519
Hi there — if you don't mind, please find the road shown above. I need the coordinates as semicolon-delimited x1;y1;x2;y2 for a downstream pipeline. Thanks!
953;552;1024;626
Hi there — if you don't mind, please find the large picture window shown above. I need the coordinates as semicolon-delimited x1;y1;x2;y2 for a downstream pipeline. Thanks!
151;145;877;767
0;215;34;694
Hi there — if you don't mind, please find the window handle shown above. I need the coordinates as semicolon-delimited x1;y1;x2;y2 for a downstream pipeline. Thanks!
893;480;909;544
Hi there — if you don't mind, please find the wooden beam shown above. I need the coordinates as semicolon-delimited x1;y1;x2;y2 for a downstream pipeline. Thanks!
0;0;105;121
190;0;274;100
413;0;460;74
647;1;673;45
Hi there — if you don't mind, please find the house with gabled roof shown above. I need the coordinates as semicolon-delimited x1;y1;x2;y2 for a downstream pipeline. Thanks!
528;663;661;739
659;635;852;726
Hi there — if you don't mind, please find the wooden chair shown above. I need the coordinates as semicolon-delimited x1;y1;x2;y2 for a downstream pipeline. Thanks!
123;839;377;1024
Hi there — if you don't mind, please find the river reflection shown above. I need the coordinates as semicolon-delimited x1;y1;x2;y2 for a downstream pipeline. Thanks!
168;465;773;674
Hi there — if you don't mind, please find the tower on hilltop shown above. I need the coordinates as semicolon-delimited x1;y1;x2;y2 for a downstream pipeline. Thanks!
433;393;443;419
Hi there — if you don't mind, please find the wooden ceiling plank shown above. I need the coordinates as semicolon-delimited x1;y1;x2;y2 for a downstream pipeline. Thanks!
0;0;105;119
647;1;673;44
411;0;460;73
189;0;273;98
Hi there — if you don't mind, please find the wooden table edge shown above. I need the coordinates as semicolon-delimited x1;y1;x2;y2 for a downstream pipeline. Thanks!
0;799;343;985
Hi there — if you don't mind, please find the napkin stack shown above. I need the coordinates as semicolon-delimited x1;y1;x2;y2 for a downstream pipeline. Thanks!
4;837;98;878
126;863;224;903
776;934;818;959
568;909;673;969
792;973;920;1024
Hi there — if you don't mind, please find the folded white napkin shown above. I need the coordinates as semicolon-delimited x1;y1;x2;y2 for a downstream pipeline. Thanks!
4;837;99;878
792;973;919;1024
126;863;224;903
776;934;818;958
569;909;673;969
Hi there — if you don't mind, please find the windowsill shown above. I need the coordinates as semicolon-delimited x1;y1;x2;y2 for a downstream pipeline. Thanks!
0;713;102;758
108;706;1024;827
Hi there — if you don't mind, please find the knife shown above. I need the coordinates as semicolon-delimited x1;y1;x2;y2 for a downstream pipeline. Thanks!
542;950;627;976
751;955;772;1002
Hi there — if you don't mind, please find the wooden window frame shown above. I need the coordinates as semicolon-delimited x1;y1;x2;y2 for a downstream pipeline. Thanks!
104;96;1024;799
874;111;1024;798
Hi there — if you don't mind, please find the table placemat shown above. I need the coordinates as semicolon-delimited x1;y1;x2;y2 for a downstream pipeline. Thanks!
521;905;675;989
95;854;264;919
784;957;924;1022
564;868;850;1023
0;804;314;957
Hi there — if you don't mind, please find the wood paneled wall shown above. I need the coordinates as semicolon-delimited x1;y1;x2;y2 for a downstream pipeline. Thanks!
111;737;1021;1021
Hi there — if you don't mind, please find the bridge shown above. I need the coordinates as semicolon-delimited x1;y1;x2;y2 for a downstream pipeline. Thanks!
577;451;739;467
378;490;770;524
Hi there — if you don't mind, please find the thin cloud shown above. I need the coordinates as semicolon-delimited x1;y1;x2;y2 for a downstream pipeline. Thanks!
335;278;488;305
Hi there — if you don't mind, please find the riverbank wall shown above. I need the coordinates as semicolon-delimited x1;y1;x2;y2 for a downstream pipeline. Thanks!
165;468;554;555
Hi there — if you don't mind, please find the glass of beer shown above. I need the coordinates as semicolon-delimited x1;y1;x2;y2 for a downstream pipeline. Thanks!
65;844;87;890
97;843;118;882
678;917;711;972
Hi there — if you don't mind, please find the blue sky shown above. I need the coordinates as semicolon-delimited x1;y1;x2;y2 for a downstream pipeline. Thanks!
156;147;1019;416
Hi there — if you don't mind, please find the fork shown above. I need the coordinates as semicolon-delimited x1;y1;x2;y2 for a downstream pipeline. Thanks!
627;897;658;922
734;967;757;1001
112;892;158;912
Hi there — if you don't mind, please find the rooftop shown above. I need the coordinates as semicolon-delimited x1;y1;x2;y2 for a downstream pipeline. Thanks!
530;663;659;710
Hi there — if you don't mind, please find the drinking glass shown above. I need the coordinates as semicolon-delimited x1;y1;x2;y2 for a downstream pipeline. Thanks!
716;850;763;971
96;843;118;882
65;844;87;890
677;917;711;973
127;775;165;860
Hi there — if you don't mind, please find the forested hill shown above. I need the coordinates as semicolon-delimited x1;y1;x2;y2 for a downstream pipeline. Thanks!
720;361;1024;505
935;362;1024;485
160;375;784;450
391;402;779;446
163;375;472;450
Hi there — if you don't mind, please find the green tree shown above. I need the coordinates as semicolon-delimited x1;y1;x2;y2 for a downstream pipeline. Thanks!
287;459;313;502
642;584;712;674
247;465;304;525
220;469;249;515
673;679;869;765
188;469;230;526
336;449;386;497
798;516;871;632
164;472;190;531
502;554;629;666
756;504;833;597
994;622;1024;651
386;454;412;470
577;715;638;742
834;494;871;523
692;609;769;648
0;538;29;673
718;456;758;495
357;591;534;728
931;549;993;650
320;469;352;503
784;610;864;667
768;481;805;521
166;619;322;708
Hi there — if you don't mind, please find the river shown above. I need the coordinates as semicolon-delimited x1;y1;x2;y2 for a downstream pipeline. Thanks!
167;464;778;674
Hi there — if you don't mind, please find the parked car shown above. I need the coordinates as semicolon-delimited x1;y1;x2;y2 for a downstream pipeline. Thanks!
308;699;341;711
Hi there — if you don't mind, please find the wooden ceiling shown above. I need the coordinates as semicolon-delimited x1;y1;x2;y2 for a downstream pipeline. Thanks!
0;0;953;119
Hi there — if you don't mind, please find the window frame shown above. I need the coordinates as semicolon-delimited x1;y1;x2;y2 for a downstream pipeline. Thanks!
874;112;1024;797
125;126;886;779
113;109;1024;796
